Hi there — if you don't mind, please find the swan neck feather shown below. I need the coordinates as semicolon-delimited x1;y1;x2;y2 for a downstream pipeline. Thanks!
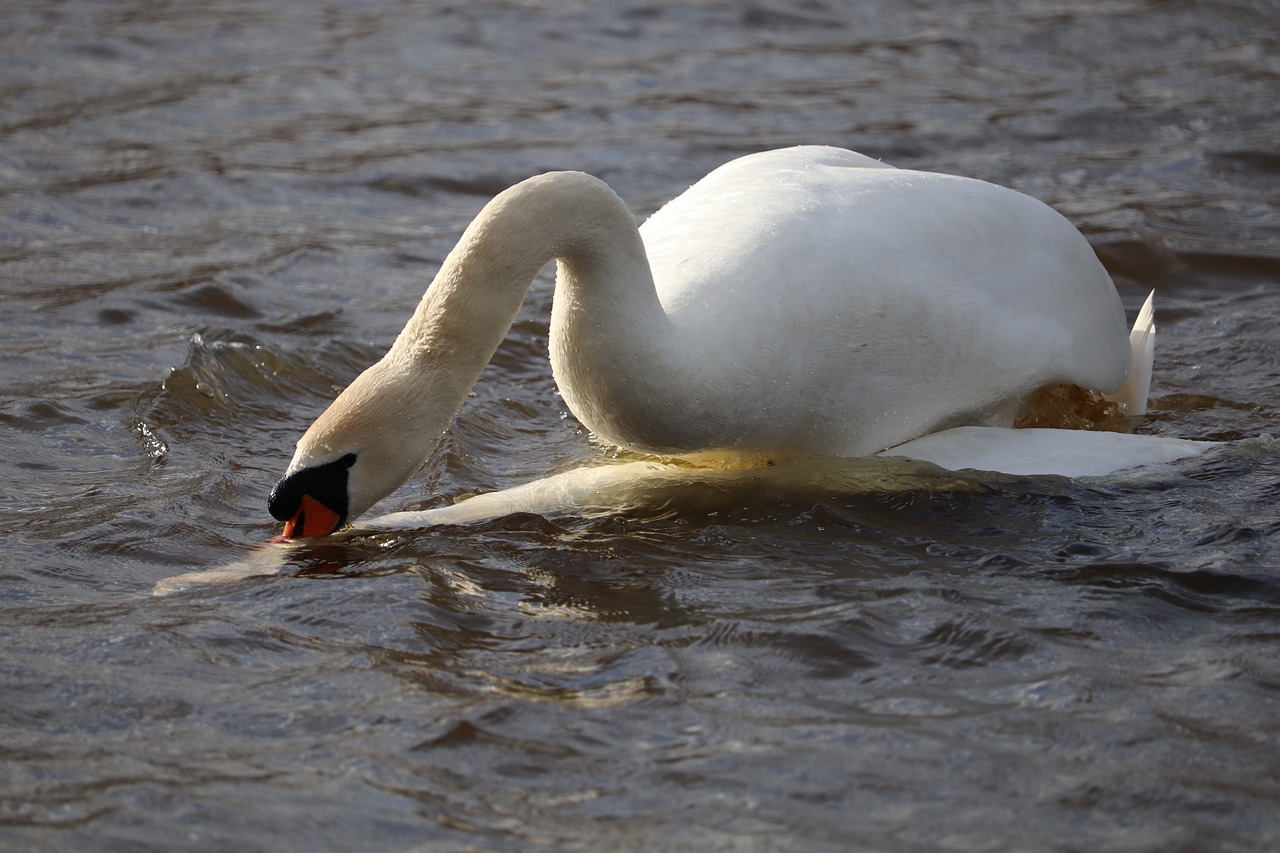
396;171;653;369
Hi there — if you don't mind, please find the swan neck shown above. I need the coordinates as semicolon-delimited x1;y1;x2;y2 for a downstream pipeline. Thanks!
390;171;663;435
408;173;648;351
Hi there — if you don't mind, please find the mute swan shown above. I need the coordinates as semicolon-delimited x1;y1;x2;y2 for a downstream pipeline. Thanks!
268;146;1208;538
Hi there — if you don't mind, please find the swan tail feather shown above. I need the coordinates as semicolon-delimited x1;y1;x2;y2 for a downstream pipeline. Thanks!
1105;290;1155;416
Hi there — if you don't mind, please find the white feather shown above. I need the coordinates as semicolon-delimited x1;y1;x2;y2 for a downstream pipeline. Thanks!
272;146;1209;532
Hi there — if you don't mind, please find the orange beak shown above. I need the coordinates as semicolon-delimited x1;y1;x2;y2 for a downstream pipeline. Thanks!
281;494;343;539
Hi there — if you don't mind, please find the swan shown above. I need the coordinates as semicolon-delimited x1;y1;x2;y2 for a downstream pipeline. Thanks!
267;146;1209;538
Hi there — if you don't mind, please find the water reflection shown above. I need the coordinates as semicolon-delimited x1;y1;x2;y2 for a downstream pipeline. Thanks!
4;0;1280;849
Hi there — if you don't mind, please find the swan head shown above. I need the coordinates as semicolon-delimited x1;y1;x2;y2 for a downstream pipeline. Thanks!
267;355;449;538
267;452;357;538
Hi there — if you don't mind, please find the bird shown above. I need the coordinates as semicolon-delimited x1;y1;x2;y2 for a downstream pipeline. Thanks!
267;146;1207;538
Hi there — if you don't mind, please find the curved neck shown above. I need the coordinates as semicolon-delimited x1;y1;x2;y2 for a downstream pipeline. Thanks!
291;172;677;525
388;171;671;437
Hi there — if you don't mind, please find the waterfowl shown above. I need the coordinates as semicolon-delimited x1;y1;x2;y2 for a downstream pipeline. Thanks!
268;146;1205;537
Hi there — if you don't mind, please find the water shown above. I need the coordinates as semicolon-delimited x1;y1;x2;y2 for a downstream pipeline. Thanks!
3;0;1279;849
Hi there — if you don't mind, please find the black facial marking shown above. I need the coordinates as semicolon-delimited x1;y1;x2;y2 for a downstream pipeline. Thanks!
267;452;357;525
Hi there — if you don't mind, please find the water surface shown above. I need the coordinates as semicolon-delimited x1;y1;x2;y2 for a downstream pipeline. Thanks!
3;1;1279;850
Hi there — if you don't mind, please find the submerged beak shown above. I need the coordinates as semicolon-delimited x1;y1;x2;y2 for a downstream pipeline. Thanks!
281;494;343;539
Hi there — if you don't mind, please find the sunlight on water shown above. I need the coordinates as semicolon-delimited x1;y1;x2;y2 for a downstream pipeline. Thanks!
2;1;1279;850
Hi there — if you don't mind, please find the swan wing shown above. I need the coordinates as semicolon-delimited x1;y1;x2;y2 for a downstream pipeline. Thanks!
879;425;1210;478
1104;290;1156;415
633;147;1131;456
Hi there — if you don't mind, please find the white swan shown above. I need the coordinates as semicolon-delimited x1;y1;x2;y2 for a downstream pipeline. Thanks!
267;146;1209;537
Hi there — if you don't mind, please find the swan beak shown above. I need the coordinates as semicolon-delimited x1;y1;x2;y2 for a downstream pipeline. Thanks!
281;494;343;539
268;452;357;538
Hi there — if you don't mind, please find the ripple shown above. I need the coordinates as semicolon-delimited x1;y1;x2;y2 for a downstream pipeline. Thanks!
4;0;1280;850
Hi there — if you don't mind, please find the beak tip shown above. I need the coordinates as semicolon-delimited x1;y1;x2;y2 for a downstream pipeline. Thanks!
281;494;343;539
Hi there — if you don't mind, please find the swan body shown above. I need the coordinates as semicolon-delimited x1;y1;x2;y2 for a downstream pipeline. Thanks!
268;146;1201;537
553;147;1129;456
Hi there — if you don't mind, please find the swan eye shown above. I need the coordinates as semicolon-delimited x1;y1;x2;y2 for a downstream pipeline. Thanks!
267;452;357;527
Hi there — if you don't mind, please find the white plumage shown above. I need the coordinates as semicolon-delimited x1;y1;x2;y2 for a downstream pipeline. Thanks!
269;146;1208;537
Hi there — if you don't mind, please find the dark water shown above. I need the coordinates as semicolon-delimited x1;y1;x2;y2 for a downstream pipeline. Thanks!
4;1;1280;849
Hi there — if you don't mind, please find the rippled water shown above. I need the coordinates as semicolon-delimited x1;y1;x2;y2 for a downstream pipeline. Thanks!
3;1;1280;849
